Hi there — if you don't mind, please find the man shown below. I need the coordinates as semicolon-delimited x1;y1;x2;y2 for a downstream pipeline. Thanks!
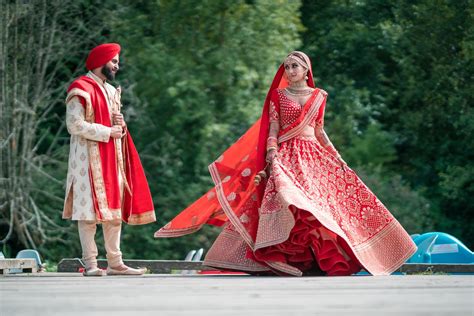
63;43;156;276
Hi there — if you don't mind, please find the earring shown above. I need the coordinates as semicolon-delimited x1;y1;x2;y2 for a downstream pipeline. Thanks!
305;75;309;80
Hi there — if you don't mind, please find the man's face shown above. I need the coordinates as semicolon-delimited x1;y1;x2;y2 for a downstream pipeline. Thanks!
101;54;120;81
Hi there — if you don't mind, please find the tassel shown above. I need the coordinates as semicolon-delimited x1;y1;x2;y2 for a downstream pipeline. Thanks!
254;168;268;185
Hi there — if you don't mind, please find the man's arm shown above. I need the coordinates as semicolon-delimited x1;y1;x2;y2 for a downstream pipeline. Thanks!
66;96;111;142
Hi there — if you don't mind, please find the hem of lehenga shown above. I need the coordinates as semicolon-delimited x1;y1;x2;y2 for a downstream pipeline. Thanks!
154;224;203;238
203;259;270;273
208;162;256;249
254;207;296;251
267;261;303;277
353;220;417;275
383;245;417;275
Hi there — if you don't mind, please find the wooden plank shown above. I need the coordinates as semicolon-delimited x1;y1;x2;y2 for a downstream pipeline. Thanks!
397;263;474;274
57;258;217;273
57;258;473;274
0;259;37;275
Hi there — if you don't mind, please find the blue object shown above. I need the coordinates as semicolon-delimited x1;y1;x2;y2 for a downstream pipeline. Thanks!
184;250;196;262
192;248;204;262
407;232;473;264
9;249;43;273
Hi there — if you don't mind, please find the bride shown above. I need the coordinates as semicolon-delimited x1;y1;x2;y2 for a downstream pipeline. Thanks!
155;51;416;276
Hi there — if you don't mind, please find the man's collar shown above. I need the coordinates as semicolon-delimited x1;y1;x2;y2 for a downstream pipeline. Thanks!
87;71;106;86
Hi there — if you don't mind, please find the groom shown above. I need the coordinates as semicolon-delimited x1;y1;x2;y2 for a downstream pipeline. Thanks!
62;43;156;276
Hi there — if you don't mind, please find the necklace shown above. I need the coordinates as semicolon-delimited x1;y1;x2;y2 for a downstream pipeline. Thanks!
285;87;313;96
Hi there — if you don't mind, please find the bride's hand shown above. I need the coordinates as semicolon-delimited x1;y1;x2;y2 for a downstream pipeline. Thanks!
337;156;347;171
266;148;277;163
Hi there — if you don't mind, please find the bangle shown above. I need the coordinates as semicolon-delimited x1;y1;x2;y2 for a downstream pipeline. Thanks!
267;137;278;148
324;144;337;153
266;146;277;152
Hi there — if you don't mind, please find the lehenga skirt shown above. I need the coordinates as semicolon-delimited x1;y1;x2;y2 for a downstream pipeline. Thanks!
204;135;416;276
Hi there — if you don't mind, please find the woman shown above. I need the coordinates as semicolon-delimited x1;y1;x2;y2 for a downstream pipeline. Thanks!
155;51;417;276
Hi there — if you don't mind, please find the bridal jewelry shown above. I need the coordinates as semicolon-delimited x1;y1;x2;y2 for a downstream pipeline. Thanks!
285;87;313;96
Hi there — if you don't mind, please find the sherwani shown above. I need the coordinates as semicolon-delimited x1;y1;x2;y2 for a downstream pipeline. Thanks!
63;71;124;269
63;71;123;221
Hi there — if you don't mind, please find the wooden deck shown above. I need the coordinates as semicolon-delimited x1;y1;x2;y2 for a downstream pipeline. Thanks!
57;258;474;274
1;273;472;315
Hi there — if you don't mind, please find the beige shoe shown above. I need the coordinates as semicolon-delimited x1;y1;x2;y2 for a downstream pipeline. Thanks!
106;265;147;276
83;267;107;277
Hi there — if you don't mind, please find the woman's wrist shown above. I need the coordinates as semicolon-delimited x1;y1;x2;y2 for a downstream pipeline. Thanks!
266;136;278;151
323;144;339;156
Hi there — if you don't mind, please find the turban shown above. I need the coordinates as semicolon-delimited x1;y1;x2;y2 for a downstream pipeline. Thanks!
86;43;121;70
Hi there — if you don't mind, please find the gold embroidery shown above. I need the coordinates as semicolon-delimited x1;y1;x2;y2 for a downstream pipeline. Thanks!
278;91;325;143
128;210;156;225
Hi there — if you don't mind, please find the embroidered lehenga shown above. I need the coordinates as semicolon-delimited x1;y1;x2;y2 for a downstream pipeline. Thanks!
155;52;416;276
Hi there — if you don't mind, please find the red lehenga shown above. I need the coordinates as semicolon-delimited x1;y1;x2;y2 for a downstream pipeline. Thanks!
155;54;417;276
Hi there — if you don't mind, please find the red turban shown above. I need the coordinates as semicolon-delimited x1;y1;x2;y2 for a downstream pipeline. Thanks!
86;43;121;71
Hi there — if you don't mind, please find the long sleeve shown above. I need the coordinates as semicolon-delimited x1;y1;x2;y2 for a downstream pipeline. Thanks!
66;96;111;142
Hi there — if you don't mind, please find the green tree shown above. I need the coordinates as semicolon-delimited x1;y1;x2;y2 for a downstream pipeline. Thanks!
300;0;473;246
0;0;115;258
387;0;474;246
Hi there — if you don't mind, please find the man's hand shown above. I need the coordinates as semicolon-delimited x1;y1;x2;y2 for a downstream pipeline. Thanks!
110;125;123;139
112;112;126;127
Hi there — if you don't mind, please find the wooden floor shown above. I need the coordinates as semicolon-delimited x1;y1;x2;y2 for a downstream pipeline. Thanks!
1;273;472;316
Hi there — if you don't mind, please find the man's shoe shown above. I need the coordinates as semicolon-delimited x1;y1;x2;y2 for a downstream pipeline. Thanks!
106;264;147;276
83;267;107;276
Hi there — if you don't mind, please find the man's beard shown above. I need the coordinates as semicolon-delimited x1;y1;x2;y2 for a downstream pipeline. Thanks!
101;66;116;81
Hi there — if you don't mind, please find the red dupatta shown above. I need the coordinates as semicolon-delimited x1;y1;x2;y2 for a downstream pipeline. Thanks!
155;52;326;239
67;76;156;225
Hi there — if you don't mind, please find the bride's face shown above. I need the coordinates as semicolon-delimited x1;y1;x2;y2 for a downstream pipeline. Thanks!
284;58;307;83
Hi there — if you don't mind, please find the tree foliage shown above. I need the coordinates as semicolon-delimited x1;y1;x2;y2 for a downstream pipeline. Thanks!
301;0;473;246
0;0;113;257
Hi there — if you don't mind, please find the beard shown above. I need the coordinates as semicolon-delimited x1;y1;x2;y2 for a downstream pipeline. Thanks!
101;65;116;81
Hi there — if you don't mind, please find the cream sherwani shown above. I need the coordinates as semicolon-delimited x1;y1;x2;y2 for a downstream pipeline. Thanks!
63;71;124;269
63;71;124;221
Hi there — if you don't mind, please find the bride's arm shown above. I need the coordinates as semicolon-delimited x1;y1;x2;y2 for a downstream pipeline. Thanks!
266;99;280;163
315;126;347;168
315;126;339;156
